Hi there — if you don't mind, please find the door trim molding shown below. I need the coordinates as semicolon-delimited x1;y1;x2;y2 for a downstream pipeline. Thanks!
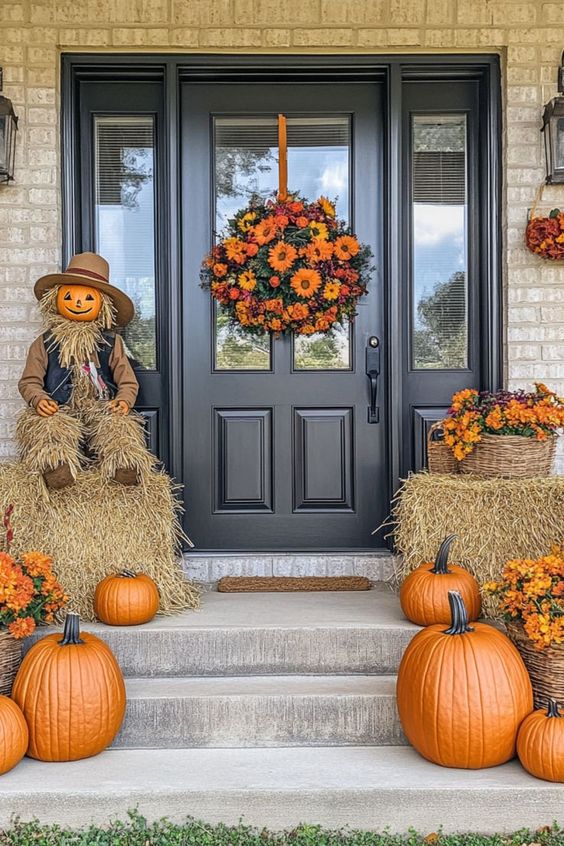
61;53;502;543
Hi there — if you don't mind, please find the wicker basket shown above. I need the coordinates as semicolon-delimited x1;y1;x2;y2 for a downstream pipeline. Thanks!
507;621;564;710
427;422;459;474
458;433;556;478
0;630;22;696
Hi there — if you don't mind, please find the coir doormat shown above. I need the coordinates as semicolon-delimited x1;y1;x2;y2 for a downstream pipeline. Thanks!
217;576;371;592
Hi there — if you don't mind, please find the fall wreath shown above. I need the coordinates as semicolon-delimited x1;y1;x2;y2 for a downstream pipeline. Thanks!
526;208;564;260
200;191;373;335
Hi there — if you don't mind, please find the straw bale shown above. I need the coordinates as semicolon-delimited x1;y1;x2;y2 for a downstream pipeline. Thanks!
0;462;199;620
388;472;564;613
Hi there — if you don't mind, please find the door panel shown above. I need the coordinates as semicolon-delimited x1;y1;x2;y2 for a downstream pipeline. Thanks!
181;83;386;551
293;408;354;511
214;408;273;512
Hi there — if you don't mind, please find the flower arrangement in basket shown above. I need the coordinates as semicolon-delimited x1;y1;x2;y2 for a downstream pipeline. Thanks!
200;190;373;336
0;505;68;695
484;548;564;708
432;383;564;478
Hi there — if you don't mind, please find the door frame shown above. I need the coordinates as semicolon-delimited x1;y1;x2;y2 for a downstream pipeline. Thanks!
61;53;502;547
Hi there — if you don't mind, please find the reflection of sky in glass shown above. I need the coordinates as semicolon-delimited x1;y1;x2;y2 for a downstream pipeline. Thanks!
96;167;155;320
412;203;466;330
216;146;349;232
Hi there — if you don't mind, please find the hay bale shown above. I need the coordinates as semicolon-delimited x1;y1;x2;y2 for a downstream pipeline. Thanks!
388;472;564;613
0;462;199;620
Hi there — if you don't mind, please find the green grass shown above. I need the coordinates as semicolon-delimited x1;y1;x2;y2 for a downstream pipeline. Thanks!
0;813;562;846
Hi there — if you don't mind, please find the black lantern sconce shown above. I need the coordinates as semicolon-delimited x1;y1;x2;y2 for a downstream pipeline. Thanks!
0;68;18;184
542;51;564;184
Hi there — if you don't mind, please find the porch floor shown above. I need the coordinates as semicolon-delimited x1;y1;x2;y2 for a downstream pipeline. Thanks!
4;586;563;832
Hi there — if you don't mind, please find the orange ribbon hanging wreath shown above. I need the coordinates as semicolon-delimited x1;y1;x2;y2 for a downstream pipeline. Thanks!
277;113;288;202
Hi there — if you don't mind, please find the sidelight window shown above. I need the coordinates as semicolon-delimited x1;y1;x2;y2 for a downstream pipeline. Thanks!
410;114;468;371
94;115;157;370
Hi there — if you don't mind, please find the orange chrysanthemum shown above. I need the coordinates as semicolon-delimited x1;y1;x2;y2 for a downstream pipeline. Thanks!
224;238;247;264
290;268;322;298
287;303;310;320
8;616;36;639
268;241;298;273
254;216;278;245
212;263;228;278
334;235;360;260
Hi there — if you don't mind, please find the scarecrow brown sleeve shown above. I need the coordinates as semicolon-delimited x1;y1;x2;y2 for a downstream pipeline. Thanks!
18;335;50;409
109;334;139;409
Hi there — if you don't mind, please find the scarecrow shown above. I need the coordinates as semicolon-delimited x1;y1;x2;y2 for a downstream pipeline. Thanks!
16;252;156;490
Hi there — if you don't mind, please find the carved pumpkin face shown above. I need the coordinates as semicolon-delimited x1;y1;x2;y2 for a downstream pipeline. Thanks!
56;284;103;322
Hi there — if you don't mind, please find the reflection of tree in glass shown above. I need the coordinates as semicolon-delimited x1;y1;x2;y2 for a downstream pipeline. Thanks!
124;290;156;370
215;307;270;370
414;271;467;369
216;146;275;203
294;332;345;370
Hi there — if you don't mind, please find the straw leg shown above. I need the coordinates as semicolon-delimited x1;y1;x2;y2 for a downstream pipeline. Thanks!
15;406;83;480
82;400;158;482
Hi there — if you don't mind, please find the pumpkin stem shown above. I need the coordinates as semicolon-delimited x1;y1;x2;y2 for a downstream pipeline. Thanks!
430;534;458;574
443;590;474;635
58;612;84;645
547;699;562;718
120;570;137;579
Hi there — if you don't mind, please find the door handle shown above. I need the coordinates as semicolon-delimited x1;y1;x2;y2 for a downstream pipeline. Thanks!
366;336;380;424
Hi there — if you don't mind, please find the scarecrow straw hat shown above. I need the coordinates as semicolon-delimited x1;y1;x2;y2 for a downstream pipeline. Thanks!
34;252;135;327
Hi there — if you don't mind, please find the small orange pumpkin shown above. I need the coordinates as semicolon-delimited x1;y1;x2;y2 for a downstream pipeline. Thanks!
517;699;564;782
0;696;28;775
94;570;160;626
400;535;481;626
397;590;533;769
12;613;125;762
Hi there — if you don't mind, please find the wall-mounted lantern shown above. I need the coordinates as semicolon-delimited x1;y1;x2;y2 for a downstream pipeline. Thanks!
542;51;564;184
0;68;18;184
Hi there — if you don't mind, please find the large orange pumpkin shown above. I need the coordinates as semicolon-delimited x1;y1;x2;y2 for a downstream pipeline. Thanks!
12;613;125;761
397;590;533;769
0;696;28;775
94;570;160;626
400;535;481;626
517;699;564;782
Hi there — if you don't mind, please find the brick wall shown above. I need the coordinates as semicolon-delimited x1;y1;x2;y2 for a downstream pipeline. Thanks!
1;0;563;470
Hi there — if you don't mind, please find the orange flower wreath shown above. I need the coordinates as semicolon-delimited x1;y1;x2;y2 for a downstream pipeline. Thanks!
200;191;373;335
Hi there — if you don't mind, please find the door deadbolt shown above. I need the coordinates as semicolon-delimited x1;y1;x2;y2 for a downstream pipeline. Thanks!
368;336;379;348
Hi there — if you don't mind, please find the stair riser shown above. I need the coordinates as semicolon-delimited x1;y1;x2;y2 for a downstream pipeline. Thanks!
113;694;407;748
27;629;412;677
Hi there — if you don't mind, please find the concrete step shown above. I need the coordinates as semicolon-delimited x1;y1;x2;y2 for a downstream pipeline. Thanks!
27;586;418;677
114;675;406;748
183;552;397;586
1;746;562;833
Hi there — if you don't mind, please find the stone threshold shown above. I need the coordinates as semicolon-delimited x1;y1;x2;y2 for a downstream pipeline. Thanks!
182;551;398;586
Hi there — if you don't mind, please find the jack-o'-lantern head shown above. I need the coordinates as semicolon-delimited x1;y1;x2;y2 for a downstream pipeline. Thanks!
56;284;104;322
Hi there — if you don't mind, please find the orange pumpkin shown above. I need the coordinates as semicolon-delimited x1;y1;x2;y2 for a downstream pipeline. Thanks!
400;535;481;626
12;613;125;762
0;696;28;775
517;699;564;782
94;570;160;626
397;590;533;769
56;283;103;322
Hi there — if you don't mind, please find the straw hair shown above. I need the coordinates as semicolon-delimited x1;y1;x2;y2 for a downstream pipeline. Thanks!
0;461;199;620
387;472;564;616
